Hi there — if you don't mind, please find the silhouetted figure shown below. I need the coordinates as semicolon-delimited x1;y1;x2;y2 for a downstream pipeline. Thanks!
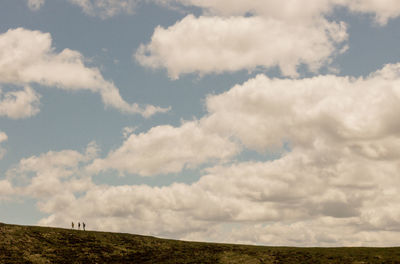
78;222;81;230
72;222;74;229
83;222;86;231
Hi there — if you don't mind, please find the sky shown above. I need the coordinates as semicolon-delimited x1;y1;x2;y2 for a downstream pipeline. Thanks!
1;0;400;247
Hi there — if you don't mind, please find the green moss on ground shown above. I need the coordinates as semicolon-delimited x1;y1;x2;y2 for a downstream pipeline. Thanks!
1;222;400;263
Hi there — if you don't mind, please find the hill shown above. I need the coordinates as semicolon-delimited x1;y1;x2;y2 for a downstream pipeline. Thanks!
1;222;400;263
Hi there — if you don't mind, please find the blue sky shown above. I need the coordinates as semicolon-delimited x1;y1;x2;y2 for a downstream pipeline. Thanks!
2;0;400;246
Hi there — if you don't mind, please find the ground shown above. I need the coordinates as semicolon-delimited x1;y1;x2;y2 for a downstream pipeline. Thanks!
1;223;400;263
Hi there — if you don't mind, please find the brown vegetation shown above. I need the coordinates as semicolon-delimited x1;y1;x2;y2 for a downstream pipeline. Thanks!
1;223;400;263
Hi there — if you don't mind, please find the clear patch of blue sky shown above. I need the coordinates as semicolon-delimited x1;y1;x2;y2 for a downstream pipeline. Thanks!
332;7;400;77
0;198;45;225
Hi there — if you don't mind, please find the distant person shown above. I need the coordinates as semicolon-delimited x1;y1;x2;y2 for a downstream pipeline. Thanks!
78;222;81;230
83;222;86;231
71;222;74;229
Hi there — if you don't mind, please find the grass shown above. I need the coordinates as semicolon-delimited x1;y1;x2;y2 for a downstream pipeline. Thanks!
1;222;400;263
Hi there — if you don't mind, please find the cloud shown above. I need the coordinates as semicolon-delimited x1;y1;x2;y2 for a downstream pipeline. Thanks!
45;0;400;25
158;0;400;25
136;0;400;78
203;63;400;152
27;0;137;17
38;146;400;246
344;0;400;25
0;86;41;119
27;0;45;11
4;62;400;245
156;0;335;20
0;28;169;117
8;0;400;247
25;0;400;23
24;0;400;83
68;0;138;18
0;180;13;200
88;121;240;176
136;15;348;78
6;142;98;203
0;132;10;199
0;131;7;160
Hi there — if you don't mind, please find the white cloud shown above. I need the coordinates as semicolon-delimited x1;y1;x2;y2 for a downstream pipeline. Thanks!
186;219;400;247
0;86;40;119
6;142;98;202
6;63;398;246
203;63;400;152
68;0;138;18
344;0;400;25
37;146;400;246
136;15;348;78
37;147;400;246
159;0;400;25
157;0;335;20
25;1;400;81
136;0;400;78
0;180;13;200
27;0;45;11
0;28;169;117
0;132;11;199
6;0;400;247
88;121;239;176
62;0;400;25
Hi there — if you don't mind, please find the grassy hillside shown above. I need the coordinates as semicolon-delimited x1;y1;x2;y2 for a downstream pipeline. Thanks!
1;222;400;263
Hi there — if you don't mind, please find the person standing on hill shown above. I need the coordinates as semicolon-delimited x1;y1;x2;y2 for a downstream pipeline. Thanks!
71;222;74;229
78;222;80;230
83;222;86;231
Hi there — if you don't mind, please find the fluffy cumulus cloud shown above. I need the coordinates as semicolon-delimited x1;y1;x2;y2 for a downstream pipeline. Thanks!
203;64;400;152
137;0;400;78
4;142;98;206
37;147;400;246
0;86;40;119
136;15;347;78
5;63;400;246
88;121;239;176
0;28;168;117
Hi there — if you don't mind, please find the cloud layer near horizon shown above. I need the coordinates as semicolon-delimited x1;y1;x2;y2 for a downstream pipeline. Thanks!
5;63;400;246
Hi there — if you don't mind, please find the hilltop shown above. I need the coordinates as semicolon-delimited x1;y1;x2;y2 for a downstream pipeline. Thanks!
1;222;400;263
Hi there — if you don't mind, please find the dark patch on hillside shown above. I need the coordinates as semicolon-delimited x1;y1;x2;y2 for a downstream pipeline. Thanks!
1;222;400;263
